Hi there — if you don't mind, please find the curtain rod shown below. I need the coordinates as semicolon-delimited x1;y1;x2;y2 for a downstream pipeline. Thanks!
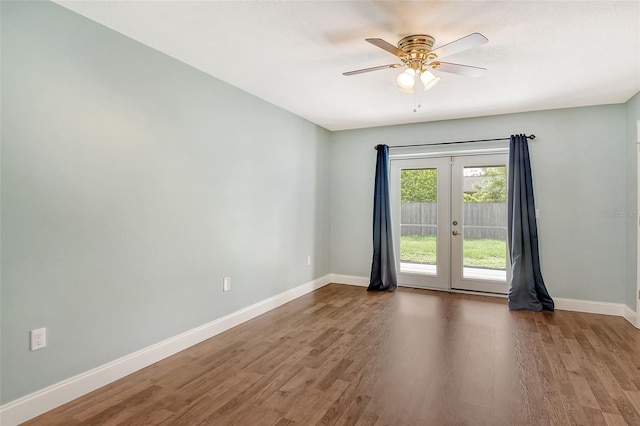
374;134;535;150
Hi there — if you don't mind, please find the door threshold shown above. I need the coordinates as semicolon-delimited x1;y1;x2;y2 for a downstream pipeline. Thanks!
398;284;508;299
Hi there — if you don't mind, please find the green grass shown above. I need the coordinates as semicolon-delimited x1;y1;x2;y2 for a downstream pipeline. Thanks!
401;235;438;265
400;235;507;269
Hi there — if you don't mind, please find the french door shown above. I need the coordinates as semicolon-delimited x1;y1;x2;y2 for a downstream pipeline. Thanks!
390;153;510;294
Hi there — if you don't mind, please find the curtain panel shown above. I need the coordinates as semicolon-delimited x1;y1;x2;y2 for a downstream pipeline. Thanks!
368;144;398;292
507;134;554;311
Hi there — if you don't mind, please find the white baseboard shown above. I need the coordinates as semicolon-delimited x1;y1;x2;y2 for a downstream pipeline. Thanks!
623;305;638;328
332;274;637;321
0;275;332;426
329;273;369;287
553;297;625;316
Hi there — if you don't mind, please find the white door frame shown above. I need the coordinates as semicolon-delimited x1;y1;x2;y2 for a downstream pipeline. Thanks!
391;152;510;294
636;120;640;327
450;154;511;293
390;157;451;289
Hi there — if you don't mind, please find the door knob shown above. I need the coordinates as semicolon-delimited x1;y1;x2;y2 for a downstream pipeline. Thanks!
452;230;461;236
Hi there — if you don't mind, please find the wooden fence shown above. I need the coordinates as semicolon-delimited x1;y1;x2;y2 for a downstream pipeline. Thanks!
401;202;507;240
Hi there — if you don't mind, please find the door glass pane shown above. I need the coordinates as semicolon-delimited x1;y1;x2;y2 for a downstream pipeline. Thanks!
400;168;437;275
462;166;507;281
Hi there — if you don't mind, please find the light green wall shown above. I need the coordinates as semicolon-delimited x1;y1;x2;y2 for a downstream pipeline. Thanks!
0;1;331;403
330;105;627;304
625;91;640;310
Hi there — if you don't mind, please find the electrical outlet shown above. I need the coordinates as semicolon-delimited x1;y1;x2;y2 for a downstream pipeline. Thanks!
31;328;47;351
223;277;231;292
307;256;311;266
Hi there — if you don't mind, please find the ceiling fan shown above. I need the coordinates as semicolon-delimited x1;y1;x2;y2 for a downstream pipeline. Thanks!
343;33;488;93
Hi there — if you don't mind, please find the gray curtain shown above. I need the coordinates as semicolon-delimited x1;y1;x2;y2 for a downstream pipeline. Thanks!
368;144;398;292
507;134;554;311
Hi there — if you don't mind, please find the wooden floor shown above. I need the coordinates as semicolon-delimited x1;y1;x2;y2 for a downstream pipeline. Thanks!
25;284;640;426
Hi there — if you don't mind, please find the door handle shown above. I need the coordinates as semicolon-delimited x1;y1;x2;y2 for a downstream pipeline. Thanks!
452;230;461;236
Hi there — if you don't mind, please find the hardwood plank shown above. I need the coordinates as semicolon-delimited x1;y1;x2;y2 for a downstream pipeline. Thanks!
458;325;494;409
225;404;282;426
566;339;621;416
456;401;493;426
582;406;611;426
602;412;630;426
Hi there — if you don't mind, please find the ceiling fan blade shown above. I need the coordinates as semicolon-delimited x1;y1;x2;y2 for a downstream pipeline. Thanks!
429;33;488;59
343;64;403;76
430;61;486;78
366;38;408;58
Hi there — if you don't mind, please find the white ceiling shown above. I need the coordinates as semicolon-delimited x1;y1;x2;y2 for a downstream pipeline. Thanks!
55;0;640;131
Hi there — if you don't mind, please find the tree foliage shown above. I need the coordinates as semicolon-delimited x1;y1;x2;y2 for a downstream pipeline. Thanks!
401;167;506;203
463;167;507;203
401;169;437;203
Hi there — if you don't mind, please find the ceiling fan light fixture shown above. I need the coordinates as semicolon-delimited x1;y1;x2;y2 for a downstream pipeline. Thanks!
396;68;416;90
343;32;488;100
420;70;440;91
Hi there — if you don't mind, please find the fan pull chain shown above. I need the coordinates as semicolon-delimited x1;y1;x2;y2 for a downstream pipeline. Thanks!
413;72;422;113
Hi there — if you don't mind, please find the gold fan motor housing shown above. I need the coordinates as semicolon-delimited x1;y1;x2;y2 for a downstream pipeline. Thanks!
398;34;437;69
